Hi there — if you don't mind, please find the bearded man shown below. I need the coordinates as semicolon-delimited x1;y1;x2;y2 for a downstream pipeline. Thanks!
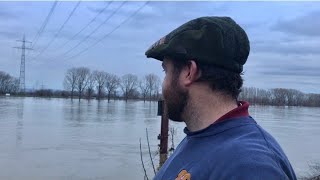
145;16;296;180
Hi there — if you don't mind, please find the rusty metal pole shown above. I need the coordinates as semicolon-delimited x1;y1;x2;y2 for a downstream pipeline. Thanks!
158;100;169;167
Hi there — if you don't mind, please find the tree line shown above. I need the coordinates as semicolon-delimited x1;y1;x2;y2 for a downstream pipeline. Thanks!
63;67;161;102
239;87;320;107
1;69;319;107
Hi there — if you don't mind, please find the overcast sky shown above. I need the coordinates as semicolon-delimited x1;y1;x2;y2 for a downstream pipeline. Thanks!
1;1;320;93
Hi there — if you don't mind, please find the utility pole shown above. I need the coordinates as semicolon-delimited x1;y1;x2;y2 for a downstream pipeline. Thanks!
13;35;32;93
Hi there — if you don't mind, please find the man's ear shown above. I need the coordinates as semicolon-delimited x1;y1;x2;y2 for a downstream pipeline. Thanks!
181;60;200;87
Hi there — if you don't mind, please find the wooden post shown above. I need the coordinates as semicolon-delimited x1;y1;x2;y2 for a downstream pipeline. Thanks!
158;100;169;167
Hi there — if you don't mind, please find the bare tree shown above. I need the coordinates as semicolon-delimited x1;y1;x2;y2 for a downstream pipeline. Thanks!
93;71;107;100
121;74;138;102
271;88;288;106
0;71;19;94
301;162;320;180
75;67;90;101
286;89;304;106
145;74;161;101
86;73;96;99
305;93;320;107
105;73;120;102
8;78;19;94
0;71;11;94
257;88;272;105
139;78;149;102
63;68;78;99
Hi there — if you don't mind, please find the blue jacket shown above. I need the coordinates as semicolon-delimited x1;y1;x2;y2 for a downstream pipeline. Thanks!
154;103;296;180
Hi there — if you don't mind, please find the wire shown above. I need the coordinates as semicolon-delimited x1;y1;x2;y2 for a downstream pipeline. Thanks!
32;1;81;60
51;1;126;61
63;1;149;61
31;1;59;50
56;1;113;51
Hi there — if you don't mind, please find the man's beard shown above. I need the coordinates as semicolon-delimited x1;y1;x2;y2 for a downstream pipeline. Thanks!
163;77;189;122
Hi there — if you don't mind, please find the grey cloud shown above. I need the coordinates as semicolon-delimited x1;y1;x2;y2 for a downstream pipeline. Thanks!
85;1;232;43
0;31;21;39
261;66;320;77
86;1;145;16
241;21;267;30
272;10;320;37
114;1;233;49
44;29;96;42
147;1;229;15
245;52;320;83
87;1;228;17
86;3;111;14
252;39;320;55
0;9;18;19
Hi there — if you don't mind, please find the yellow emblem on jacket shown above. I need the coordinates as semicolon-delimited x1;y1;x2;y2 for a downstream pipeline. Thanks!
175;170;191;180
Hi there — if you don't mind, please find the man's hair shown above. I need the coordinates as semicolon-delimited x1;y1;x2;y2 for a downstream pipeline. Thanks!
171;59;243;100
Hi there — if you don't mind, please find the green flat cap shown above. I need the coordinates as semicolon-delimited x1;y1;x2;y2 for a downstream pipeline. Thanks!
145;16;250;73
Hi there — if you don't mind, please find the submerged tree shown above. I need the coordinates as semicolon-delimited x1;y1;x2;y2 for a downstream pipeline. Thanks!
105;73;120;102
74;67;90;101
145;73;161;101
86;73;96;99
93;70;108;100
139;78;149;102
63;68;78;99
121;74;138;102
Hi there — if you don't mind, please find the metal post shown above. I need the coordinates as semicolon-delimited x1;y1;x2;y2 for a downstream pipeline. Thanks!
158;100;169;167
19;35;26;92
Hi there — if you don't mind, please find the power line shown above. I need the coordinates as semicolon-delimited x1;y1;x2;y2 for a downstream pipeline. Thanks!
32;1;81;61
50;1;127;61
31;1;59;50
64;1;149;61
56;1;113;51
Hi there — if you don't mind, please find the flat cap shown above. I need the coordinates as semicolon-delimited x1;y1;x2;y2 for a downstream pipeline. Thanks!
145;16;250;73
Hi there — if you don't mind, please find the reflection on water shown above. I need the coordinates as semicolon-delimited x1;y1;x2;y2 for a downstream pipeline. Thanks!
16;98;24;146
0;97;319;179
